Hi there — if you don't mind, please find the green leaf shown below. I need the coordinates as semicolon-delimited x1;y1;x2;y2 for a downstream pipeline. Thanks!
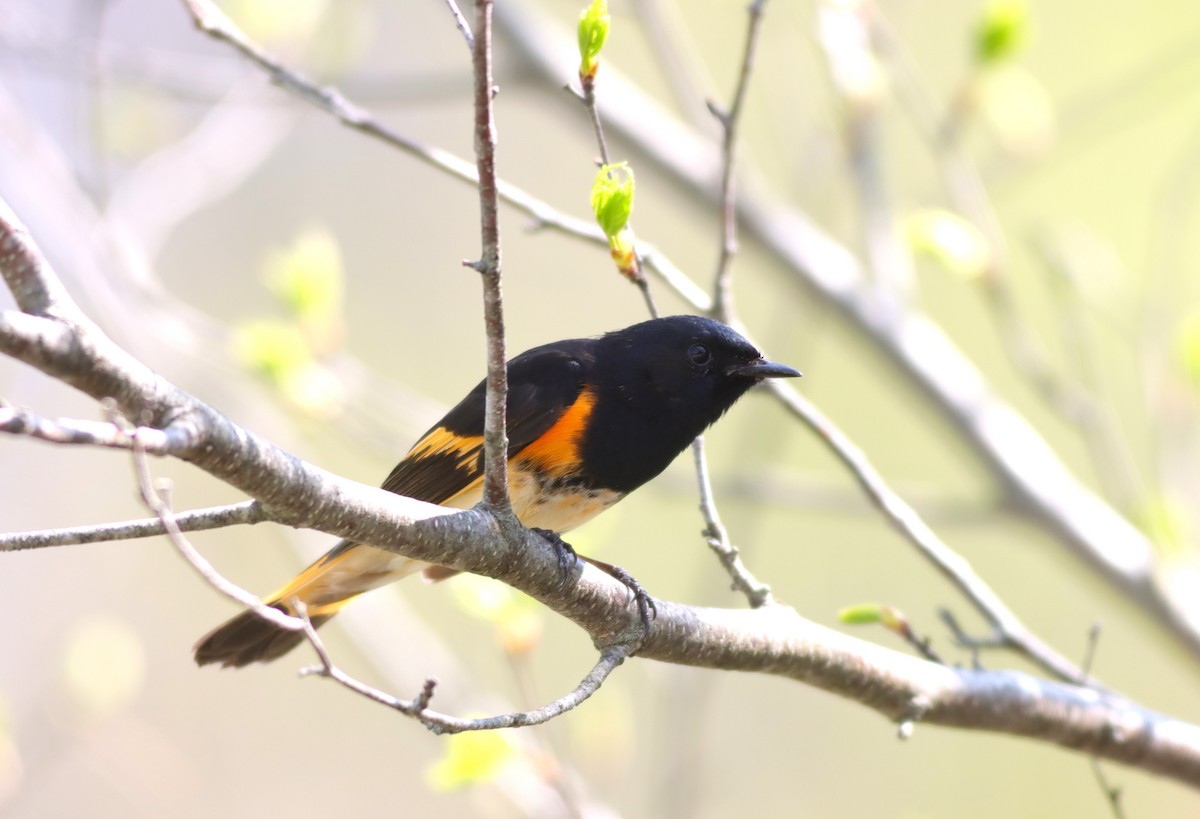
975;0;1029;65
577;0;610;79
837;603;885;625
839;603;907;632
590;162;635;240
427;730;517;791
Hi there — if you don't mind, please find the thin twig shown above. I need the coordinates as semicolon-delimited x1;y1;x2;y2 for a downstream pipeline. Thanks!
1080;620;1102;680
464;0;511;516
441;0;474;49
689;0;771;606
889;609;945;665
691;436;772;607
0;500;265;551
939;609;998;669
1078;622;1125;817
127;423;301;634
296;600;632;735
576;79;612;169
571;54;658;316
709;0;767;321
1;402;179;454
1090;758;1127;819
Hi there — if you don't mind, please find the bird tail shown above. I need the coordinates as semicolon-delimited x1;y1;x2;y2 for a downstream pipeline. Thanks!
193;541;426;668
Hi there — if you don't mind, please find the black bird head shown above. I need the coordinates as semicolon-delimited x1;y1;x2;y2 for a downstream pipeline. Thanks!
583;315;800;491
599;314;799;411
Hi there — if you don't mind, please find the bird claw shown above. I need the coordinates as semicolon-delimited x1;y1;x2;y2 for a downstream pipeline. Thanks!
531;527;579;577
532;530;656;645
601;562;657;639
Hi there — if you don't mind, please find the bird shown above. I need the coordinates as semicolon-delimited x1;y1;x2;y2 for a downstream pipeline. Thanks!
194;315;800;667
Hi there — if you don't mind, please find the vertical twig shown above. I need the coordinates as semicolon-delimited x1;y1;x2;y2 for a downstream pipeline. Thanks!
579;73;613;169
691;0;773;608
465;0;511;517
709;0;767;322
574;30;659;317
691;437;773;607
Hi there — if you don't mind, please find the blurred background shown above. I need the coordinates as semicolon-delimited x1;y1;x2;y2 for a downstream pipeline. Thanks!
3;0;1200;815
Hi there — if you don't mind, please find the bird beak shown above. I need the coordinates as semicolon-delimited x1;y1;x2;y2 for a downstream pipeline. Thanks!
728;358;802;379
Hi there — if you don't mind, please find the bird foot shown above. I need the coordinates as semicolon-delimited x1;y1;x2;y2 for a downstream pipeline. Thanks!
530;529;657;643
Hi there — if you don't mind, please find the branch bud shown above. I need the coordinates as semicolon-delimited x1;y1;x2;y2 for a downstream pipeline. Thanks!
577;0;610;80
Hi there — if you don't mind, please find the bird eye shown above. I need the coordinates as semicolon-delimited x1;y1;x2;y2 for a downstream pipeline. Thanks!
687;343;711;365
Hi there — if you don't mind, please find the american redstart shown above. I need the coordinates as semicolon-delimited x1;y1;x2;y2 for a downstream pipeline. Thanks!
194;315;800;667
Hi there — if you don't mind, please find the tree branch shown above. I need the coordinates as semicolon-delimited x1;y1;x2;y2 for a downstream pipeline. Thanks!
570;17;659;318
1;400;184;455
690;435;772;607
687;0;774;609
440;0;474;50
465;0;512;518
0;497;265;551
709;0;766;320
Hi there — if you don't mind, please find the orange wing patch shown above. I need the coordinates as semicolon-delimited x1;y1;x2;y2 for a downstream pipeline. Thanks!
407;426;485;468
514;386;596;474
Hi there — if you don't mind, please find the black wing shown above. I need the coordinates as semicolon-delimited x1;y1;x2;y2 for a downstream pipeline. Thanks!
380;340;593;504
